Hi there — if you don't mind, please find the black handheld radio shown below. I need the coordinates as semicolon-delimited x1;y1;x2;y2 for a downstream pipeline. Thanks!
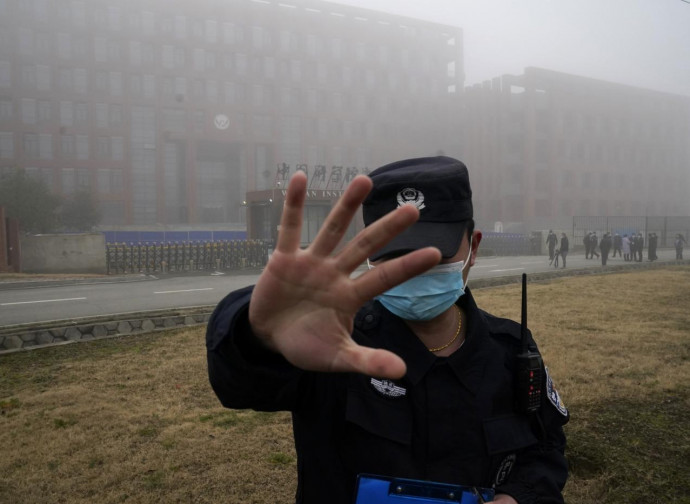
515;273;543;413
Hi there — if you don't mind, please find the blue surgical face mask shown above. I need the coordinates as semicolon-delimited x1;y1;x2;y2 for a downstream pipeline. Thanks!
372;239;473;321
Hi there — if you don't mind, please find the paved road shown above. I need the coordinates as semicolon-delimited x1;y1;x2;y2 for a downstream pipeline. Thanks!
0;248;678;326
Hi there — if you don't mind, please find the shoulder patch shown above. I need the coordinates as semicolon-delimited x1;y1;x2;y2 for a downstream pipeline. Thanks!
545;367;568;417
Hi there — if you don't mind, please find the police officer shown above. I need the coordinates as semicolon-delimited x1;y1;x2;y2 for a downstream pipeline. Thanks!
206;157;569;504
546;230;558;261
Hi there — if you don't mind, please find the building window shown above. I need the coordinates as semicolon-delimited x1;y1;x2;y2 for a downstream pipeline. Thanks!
96;136;109;159
21;98;37;124
61;135;75;158
130;74;142;96
39;134;52;159
18;27;34;55
235;53;247;76
75;102;88;125
59;68;73;91
162;45;174;69
98;168;111;192
62;168;75;194
108;6;121;31
57;33;71;59
194;110;205;132
109;71;122;96
0;99;12;120
222;23;236;45
21;65;36;88
142;11;155;36
175;47;185;68
143;75;156;98
23;133;39;157
174;15;187;39
193;48;204;71
130;41;142;66
205;20;217;43
95;103;108;128
0;61;11;88
59;101;74;126
94;37;107;63
75;134;89;160
108;41;121;62
38;100;51;123
206;80;218;102
111;136;124;160
36;65;51;91
0;131;13;159
73;68;88;94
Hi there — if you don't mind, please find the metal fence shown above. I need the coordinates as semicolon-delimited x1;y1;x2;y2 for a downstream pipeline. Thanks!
105;240;271;275
572;216;690;249
480;232;535;256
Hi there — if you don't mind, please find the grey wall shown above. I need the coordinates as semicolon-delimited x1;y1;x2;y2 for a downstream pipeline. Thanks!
20;233;106;274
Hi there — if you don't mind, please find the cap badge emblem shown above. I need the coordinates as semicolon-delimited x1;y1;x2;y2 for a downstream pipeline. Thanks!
396;188;425;210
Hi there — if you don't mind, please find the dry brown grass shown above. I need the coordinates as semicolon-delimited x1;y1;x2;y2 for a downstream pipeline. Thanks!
1;266;689;503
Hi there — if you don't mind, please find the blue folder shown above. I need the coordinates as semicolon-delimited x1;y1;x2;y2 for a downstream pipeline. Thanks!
354;474;495;504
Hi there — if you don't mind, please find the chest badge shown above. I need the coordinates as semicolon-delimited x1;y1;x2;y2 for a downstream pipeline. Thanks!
370;378;407;398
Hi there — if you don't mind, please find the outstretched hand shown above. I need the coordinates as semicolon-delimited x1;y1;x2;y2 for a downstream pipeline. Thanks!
248;171;441;379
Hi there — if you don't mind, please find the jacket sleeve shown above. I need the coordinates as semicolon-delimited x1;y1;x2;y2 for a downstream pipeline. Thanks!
206;286;304;412
495;363;569;504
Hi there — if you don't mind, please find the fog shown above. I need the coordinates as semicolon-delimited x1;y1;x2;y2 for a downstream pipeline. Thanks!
2;0;689;236
330;0;690;96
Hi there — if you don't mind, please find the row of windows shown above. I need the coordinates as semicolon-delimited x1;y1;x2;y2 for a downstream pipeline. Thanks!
0;59;444;100
6;0;451;58
0;132;124;161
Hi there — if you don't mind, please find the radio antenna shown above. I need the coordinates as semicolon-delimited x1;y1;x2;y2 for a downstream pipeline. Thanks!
521;273;528;352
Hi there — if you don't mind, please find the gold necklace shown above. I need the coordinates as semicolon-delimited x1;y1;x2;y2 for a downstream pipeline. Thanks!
427;305;462;352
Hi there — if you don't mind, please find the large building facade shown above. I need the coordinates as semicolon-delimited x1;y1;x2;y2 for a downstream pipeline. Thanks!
0;0;464;234
464;67;690;232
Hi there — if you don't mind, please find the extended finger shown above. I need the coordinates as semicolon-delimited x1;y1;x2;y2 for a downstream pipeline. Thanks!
334;345;407;379
351;247;441;302
309;175;373;258
335;203;422;273
275;171;307;253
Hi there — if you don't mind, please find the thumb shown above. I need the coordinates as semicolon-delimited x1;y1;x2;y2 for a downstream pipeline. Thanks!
336;346;407;379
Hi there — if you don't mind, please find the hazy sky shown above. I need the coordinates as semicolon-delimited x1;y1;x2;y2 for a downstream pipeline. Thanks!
328;0;690;96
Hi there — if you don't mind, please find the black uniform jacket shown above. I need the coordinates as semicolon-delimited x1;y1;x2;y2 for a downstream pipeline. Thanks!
207;287;569;504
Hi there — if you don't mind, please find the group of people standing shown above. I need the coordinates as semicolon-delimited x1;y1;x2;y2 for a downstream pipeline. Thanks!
546;229;688;268
545;230;569;268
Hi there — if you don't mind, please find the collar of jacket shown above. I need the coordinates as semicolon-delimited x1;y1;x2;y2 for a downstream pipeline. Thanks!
358;287;496;395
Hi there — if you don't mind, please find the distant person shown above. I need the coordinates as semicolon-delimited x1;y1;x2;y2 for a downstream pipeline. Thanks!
636;232;644;262
647;233;657;262
583;232;591;259
600;232;612;266
590;232;600;259
560;232;569;268
546;230;558;261
622;234;631;262
612;233;622;258
675;233;687;260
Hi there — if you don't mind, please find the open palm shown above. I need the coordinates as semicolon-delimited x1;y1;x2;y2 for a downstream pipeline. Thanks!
248;171;441;379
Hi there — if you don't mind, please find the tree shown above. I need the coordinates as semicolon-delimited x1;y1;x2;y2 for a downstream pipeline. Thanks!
0;168;61;233
60;190;102;232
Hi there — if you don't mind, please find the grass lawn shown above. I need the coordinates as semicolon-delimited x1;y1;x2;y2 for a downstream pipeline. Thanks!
1;266;689;503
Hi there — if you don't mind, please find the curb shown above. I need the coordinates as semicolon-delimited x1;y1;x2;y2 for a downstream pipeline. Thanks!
0;306;214;355
0;274;156;291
